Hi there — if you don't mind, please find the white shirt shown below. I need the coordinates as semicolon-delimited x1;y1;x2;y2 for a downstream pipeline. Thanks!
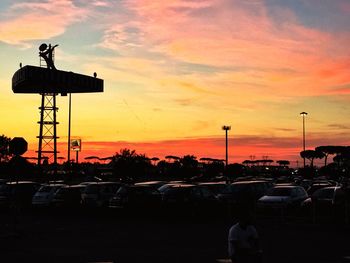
228;223;258;257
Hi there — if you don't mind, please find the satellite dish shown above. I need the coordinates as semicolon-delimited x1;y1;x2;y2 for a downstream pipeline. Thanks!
39;43;48;52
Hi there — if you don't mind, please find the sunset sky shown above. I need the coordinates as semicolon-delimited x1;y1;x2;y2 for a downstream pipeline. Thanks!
1;0;350;166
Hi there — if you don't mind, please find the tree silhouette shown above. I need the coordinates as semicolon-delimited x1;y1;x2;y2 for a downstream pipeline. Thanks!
199;158;224;179
227;163;245;180
165;155;180;162
300;150;325;168
276;160;290;167
333;146;350;167
242;160;252;166
112;148;151;181
0;135;11;163
180;155;199;179
84;156;100;162
255;159;273;166
315;146;340;167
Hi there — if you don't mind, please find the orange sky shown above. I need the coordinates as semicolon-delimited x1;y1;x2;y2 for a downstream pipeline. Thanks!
1;0;350;166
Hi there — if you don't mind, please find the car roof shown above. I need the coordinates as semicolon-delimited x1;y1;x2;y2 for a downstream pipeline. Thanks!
41;184;65;187
275;183;295;186
61;185;86;189
231;180;269;185
127;184;157;188
273;185;301;189
198;181;227;185
135;181;165;185
85;182;120;186
311;182;332;185
166;184;196;188
7;181;39;185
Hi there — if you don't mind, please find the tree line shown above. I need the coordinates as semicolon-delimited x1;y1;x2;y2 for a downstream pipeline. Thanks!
300;146;350;168
1;134;350;181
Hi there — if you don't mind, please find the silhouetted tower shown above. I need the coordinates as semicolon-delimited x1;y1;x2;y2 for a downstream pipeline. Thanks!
37;44;59;166
12;44;104;169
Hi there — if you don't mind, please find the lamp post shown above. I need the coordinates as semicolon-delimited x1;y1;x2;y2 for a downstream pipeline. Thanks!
222;125;231;167
67;93;72;165
300;112;308;168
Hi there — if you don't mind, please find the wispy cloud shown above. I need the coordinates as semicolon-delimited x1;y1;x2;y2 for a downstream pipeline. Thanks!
327;124;350;130
95;0;350;102
3;0;350;164
0;0;88;46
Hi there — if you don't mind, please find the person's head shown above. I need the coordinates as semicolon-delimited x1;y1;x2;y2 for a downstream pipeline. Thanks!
237;207;253;228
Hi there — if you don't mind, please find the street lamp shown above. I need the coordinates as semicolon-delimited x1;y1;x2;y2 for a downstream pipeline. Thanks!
67;93;72;165
300;112;308;168
222;125;231;166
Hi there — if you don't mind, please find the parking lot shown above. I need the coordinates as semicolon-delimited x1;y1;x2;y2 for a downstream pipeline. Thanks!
1;210;350;263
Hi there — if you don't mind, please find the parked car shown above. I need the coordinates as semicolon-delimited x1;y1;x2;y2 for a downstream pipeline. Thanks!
302;186;346;215
217;180;274;206
51;185;86;209
197;181;227;196
307;182;334;196
161;184;218;215
257;186;308;211
0;181;41;209
32;184;65;207
81;182;123;208
109;184;162;211
295;179;312;192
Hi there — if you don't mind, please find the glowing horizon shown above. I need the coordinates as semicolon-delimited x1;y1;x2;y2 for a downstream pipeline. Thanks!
1;0;350;165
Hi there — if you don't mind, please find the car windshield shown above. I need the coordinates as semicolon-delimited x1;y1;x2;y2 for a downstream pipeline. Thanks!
267;187;292;196
158;184;176;193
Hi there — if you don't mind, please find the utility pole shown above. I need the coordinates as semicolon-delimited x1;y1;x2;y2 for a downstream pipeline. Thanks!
222;125;231;166
300;112;308;168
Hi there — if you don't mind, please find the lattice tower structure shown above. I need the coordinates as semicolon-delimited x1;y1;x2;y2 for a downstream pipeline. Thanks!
37;49;59;165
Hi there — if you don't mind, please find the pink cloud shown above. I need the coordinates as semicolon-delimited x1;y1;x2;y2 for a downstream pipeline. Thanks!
339;1;350;13
0;0;88;46
98;0;350;98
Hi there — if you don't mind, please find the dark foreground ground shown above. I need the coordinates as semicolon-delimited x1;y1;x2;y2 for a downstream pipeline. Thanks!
1;210;350;263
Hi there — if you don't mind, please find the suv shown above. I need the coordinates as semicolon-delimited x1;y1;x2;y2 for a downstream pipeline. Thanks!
0;181;41;209
161;184;218;215
32;184;65;207
109;184;162;211
81;182;123;208
257;185;308;210
302;186;345;215
217;180;273;205
51;185;86;209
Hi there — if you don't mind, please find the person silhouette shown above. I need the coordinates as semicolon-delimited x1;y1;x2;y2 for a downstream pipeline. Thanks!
39;43;58;70
228;208;261;263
